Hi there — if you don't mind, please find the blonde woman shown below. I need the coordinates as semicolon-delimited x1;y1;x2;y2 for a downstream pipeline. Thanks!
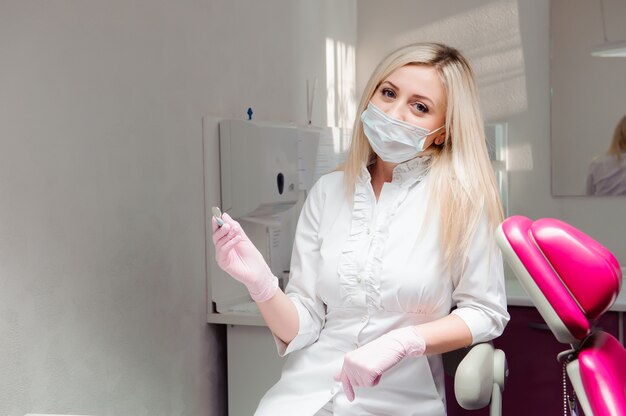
586;114;626;196
212;43;509;415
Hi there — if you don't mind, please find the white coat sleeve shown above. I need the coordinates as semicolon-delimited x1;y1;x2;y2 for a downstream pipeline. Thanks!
273;177;326;357
450;212;510;344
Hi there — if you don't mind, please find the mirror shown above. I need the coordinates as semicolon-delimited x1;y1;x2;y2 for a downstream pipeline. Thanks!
550;0;626;196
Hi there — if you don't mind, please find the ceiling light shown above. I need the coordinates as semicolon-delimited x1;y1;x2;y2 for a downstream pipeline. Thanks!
591;40;626;57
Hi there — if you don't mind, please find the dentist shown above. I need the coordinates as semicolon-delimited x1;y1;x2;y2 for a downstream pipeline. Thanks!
212;42;509;415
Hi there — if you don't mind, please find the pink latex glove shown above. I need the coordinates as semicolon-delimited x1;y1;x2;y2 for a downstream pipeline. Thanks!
334;326;426;401
211;212;278;302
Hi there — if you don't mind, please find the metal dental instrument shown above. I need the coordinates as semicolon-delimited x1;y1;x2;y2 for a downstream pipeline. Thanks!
212;206;225;227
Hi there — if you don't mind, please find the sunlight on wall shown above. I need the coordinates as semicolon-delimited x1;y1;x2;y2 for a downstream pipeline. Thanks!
506;142;534;171
326;38;356;130
393;0;527;122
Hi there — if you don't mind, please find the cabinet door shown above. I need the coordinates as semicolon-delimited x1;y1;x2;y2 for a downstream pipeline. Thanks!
595;311;620;340
445;307;623;416
492;306;571;415
493;307;620;416
227;325;285;416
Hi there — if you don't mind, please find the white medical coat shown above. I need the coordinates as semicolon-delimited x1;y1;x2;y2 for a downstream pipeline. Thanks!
255;156;509;416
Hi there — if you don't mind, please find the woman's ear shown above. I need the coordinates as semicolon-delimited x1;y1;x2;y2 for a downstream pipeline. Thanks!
434;131;447;146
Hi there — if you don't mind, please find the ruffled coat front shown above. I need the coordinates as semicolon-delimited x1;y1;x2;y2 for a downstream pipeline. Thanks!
255;157;509;416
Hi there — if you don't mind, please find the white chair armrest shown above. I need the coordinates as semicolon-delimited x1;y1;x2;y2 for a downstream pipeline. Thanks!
451;342;507;414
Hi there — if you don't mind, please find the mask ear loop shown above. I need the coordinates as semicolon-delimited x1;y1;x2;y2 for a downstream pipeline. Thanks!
429;125;446;146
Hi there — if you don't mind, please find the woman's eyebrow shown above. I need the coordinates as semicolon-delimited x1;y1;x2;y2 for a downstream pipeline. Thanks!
381;80;436;107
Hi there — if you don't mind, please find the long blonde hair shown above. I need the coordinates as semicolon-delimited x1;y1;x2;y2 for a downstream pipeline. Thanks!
342;42;503;273
608;114;626;161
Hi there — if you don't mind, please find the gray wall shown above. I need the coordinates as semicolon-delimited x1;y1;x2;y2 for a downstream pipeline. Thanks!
357;0;626;263
0;1;355;415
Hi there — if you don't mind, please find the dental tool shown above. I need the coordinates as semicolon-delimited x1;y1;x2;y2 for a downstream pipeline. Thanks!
212;206;225;227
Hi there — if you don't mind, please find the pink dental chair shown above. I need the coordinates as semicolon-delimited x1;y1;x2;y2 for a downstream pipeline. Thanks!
496;216;625;416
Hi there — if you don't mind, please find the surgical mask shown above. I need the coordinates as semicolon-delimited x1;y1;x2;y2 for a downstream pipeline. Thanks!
360;102;444;163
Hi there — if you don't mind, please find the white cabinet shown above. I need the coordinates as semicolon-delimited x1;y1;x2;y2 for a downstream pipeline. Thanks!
226;324;285;416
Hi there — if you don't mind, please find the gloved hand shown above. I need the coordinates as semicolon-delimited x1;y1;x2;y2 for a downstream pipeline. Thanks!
334;326;426;401
212;212;278;302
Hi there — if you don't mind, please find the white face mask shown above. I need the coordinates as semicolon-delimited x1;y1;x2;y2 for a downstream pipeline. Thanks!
360;102;444;163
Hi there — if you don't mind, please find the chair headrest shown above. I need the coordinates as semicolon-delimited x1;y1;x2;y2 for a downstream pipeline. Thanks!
499;216;622;341
531;218;621;319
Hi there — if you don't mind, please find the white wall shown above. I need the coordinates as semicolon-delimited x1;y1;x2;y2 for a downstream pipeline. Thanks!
357;0;626;263
0;1;355;415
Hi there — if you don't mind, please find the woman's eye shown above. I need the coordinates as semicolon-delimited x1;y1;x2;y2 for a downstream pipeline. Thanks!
381;88;396;99
413;102;429;113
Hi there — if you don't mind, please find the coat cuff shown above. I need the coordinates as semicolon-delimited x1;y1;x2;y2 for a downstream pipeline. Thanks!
273;296;322;357
451;307;507;345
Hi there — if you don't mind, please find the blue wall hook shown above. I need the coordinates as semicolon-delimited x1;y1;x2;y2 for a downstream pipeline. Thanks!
247;107;253;120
